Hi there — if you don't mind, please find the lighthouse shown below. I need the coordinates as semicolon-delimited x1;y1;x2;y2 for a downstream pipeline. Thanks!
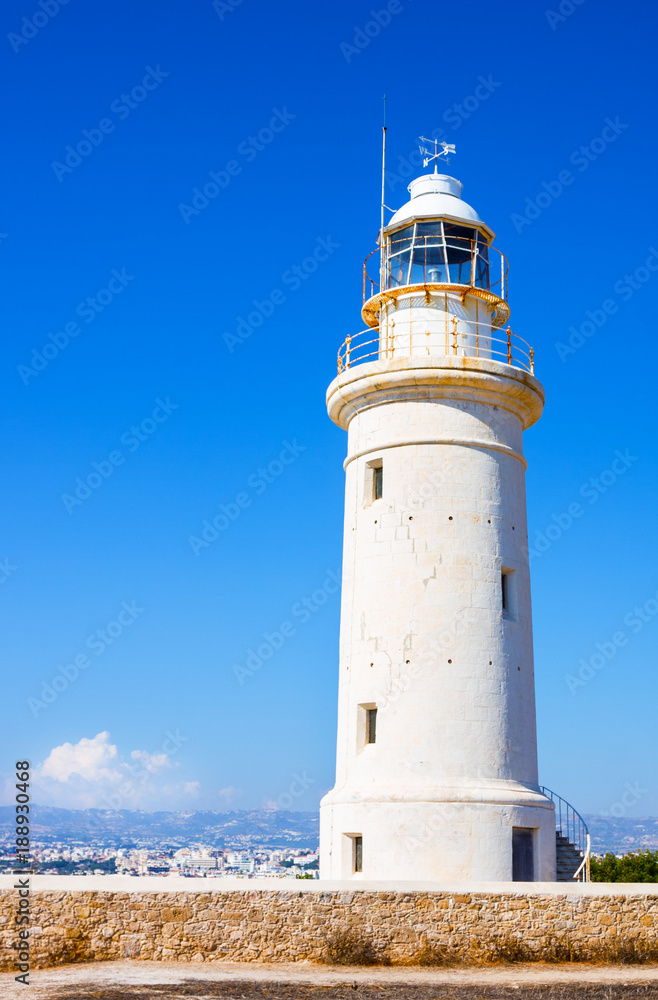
319;146;558;882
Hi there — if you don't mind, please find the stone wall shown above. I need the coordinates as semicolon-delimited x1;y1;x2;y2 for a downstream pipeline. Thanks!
2;878;658;970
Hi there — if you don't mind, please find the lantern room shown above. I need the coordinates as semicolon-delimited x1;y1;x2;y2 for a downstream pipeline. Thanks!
340;172;532;376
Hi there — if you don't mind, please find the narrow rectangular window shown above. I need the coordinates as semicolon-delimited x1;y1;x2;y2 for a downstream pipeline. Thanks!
353;836;363;873
512;828;534;881
501;571;510;612
365;459;383;505
357;704;377;752
501;567;517;619
374;465;383;500
366;708;377;744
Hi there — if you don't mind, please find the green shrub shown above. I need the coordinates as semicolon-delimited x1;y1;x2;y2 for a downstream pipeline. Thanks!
590;848;658;882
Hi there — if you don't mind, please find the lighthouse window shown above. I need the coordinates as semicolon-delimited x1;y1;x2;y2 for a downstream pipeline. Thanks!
501;567;517;619
353;836;363;873
366;459;383;504
358;703;378;750
374;465;383;500
501;571;510;612
366;708;377;744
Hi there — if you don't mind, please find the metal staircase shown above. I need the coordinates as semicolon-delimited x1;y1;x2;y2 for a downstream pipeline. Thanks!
541;786;591;882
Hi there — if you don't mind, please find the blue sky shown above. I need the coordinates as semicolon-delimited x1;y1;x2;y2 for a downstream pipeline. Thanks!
1;0;657;820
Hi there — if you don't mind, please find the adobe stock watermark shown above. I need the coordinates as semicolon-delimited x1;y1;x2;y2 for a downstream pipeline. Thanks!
269;770;315;811
373;616;466;710
442;76;501;130
565;587;658;694
386;126;446;192
555;247;658;362
340;0;411;62
213;0;243;20
600;781;648;819
407;467;446;508
103;730;190;811
405;410;514;508
17;268;135;385
385;78;500;192
61;398;178;513
545;0;586;31
27;600;145;716
511;117;628;235
402;801;460;853
188;440;305;555
232;570;340;684
8;0;73;54
0;558;18;585
178;107;296;224
528;449;638;562
223;236;340;352
51;67;169;181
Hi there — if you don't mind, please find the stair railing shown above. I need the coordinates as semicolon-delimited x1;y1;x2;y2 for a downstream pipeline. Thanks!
540;786;591;882
572;833;591;882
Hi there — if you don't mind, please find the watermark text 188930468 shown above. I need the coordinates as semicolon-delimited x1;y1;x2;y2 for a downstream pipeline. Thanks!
14;761;31;985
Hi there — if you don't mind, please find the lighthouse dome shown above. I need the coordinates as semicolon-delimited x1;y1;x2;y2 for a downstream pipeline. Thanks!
385;173;494;239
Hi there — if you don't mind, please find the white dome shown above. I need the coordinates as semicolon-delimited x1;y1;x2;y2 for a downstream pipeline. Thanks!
385;173;494;239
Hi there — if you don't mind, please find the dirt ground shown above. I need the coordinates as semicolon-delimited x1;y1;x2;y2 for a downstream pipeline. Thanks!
3;962;658;1000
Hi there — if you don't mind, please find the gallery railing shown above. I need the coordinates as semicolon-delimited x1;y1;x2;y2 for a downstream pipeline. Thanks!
337;318;534;375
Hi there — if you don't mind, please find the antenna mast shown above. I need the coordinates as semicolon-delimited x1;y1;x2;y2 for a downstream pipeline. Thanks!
380;95;387;290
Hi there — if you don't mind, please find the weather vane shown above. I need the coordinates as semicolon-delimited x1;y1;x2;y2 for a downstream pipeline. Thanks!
419;136;456;170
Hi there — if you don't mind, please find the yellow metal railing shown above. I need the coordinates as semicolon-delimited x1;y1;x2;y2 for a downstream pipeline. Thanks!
337;319;534;376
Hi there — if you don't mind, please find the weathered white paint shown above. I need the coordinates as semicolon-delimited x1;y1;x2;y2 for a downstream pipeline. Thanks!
320;174;555;882
386;173;492;236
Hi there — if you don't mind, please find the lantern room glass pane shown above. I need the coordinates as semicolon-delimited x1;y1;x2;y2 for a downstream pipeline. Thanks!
444;223;476;241
390;225;414;251
412;221;446;284
444;225;475;285
385;223;491;290
475;235;490;289
415;221;443;241
387;225;414;287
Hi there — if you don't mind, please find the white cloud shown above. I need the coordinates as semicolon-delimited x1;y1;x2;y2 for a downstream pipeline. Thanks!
130;749;172;773
28;732;201;810
12;733;248;813
39;732;121;784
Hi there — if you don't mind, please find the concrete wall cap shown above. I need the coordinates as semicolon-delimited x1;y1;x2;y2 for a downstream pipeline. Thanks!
2;874;657;897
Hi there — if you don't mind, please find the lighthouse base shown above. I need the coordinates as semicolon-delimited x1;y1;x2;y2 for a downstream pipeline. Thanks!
320;796;556;882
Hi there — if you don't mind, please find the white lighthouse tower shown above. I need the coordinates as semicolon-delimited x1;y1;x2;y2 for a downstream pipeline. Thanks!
319;146;559;882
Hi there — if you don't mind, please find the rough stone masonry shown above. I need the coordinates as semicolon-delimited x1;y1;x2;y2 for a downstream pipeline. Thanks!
0;880;657;970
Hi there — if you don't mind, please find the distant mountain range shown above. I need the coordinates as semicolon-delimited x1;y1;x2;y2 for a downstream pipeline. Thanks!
1;807;656;856
585;815;658;856
0;806;318;849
